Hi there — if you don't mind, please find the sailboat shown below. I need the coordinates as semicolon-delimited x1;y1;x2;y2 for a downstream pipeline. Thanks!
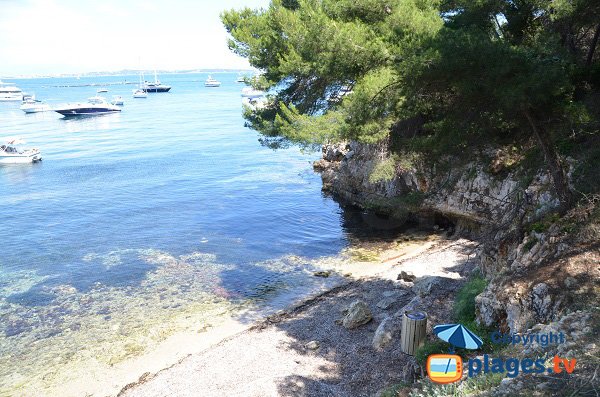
133;71;148;98
141;70;171;93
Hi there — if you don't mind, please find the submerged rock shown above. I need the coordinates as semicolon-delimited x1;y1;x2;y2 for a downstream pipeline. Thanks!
342;300;373;329
313;271;331;278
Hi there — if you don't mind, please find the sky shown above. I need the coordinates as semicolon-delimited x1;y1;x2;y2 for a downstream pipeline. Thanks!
0;0;270;76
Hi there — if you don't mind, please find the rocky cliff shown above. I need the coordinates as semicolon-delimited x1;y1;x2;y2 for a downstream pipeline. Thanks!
314;141;599;334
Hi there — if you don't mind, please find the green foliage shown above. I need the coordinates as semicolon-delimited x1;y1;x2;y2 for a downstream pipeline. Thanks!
527;212;561;233
378;382;410;397
453;275;487;325
528;221;547;233
223;0;600;203
573;144;600;196
522;237;539;253
369;155;398;183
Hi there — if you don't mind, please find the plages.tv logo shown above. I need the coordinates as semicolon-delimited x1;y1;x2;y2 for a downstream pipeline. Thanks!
426;324;578;384
426;323;482;384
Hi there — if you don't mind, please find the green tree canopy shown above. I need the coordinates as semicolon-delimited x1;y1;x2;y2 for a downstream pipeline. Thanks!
222;0;600;209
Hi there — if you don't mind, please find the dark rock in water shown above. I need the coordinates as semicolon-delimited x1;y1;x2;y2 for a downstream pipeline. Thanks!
5;320;30;337
397;271;416;282
313;270;331;278
96;307;110;315
69;322;82;331
38;328;62;339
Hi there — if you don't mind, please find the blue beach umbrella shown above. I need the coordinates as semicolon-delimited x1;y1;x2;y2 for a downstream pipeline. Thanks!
433;323;483;350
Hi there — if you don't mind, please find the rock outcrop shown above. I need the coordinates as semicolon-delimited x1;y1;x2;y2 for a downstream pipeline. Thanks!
342;300;373;329
316;141;561;231
315;140;597;335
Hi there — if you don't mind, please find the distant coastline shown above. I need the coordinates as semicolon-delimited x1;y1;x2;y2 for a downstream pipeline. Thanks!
1;69;257;80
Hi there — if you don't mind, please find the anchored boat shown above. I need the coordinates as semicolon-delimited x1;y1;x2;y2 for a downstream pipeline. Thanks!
205;75;221;87
141;71;171;92
0;80;23;101
20;96;51;113
54;96;121;117
0;137;42;164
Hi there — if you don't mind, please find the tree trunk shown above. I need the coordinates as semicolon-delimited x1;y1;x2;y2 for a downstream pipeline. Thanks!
586;23;600;69
523;110;572;213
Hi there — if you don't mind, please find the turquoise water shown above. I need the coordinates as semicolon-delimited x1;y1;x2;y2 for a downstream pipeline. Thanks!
0;73;369;394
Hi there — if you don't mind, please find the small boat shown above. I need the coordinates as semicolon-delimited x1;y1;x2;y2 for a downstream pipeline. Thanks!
205;75;221;87
141;70;171;92
241;87;264;98
111;95;124;106
0;137;42;164
132;89;147;98
236;74;245;83
133;71;148;98
97;88;108;93
0;80;23;101
54;96;121;117
20;96;51;113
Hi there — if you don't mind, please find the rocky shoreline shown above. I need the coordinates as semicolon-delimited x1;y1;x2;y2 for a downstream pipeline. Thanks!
314;141;598;335
312;141;599;395
120;236;480;397
116;140;600;396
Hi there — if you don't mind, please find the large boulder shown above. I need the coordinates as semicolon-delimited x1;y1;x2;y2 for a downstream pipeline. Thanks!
342;300;373;329
412;276;444;297
372;296;422;350
372;315;402;350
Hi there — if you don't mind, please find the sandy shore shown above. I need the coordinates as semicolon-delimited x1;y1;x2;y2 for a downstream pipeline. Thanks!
117;236;477;397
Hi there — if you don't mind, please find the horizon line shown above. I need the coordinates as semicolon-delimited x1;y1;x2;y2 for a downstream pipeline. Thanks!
1;67;259;79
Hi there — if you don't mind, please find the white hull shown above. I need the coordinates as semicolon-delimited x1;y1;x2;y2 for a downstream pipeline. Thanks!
205;83;221;87
0;94;23;101
132;89;147;98
21;104;51;113
0;151;42;164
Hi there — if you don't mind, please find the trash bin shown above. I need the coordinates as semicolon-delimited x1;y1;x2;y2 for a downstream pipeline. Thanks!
400;310;427;355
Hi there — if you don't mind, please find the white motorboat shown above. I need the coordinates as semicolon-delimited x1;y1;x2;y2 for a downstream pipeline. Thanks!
205;75;221;87
241;87;264;98
0;80;23;101
236;74;246;83
111;95;124;106
20;96;51;113
97;88;108;93
54;96;121;117
132;89;147;98
0;137;42;164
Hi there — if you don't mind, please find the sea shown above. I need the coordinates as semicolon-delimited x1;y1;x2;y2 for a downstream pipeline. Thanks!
0;73;394;395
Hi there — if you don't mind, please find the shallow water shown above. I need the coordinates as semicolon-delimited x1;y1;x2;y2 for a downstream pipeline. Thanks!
0;73;394;394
